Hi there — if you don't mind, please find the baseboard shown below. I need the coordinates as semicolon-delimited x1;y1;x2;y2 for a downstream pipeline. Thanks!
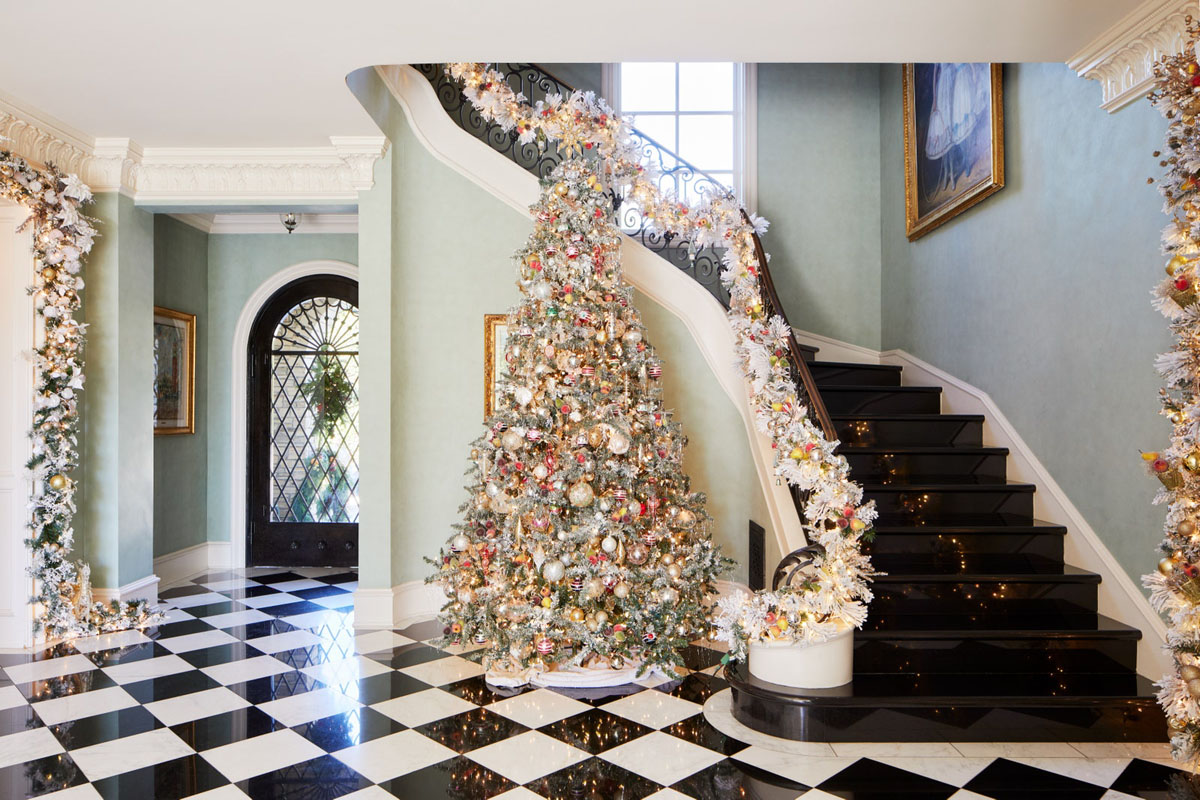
153;541;232;589
353;588;397;630
93;574;160;607
791;327;882;365
880;348;1170;678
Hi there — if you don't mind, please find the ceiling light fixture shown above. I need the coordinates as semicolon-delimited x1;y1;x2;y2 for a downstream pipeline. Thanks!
280;213;300;234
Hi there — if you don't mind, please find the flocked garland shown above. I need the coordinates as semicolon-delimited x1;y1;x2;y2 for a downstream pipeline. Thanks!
447;64;876;648
0;148;157;639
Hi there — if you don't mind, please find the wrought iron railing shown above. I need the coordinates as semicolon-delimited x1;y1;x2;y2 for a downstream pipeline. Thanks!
414;62;837;453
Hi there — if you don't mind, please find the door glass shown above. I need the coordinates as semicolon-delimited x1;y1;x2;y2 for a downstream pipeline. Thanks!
269;297;360;524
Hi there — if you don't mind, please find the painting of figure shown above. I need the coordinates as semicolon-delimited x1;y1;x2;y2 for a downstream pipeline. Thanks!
903;63;1004;239
153;306;195;434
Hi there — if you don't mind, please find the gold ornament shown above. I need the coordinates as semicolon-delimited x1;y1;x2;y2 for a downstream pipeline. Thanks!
48;473;68;491
627;543;649;565
1185;452;1200;473
1159;557;1178;576
569;607;585;622
41;267;57;281
1181;519;1198;538
1182;664;1200;682
1169;254;1189;275
1186;677;1200;698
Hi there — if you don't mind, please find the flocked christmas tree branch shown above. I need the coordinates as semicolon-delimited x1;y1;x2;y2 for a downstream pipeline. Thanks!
0;148;158;639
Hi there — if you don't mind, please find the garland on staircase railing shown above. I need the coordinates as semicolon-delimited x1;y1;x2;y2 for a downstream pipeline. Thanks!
0;148;157;640
446;63;875;646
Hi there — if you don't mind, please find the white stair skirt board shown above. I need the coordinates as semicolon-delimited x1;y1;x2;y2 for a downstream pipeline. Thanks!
153;542;233;589
373;64;805;563
92;574;160;607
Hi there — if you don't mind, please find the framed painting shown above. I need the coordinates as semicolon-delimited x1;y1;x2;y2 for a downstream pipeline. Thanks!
483;314;509;419
153;306;195;435
903;63;1004;240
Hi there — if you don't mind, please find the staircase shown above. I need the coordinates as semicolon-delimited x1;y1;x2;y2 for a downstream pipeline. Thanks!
727;348;1165;742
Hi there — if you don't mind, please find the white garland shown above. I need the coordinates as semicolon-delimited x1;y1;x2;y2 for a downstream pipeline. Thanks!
0;147;159;639
447;64;876;648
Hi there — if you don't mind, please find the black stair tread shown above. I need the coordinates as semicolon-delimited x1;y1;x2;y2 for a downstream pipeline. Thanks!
858;473;1011;486
866;607;1111;632
874;512;1042;526
810;360;902;371
863;480;1036;492
869;552;1068;575
859;613;1143;641
872;519;1066;534
820;385;942;393
840;445;1009;454
831;413;985;421
873;564;1100;584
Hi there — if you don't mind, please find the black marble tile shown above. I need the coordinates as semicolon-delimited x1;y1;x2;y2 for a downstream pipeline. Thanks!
965;759;1110;798
228;672;325;704
525;755;663;800
443;675;533;706
151;618;218;639
91;754;228;800
1111;757;1196;797
351;670;433;705
193;571;242;583
414;707;530;754
538;707;653;755
366;643;452;670
169;706;282;751
655;671;729;704
19;668;117;701
185;600;249;618
47;705;162;748
662;714;747;756
271;642;356;670
83;640;172;668
223;620;298;642
674;757;810;799
0;644;77;669
160;584;212;600
260;600;328;619
222;584;284;599
250;571;307;585
317;572;358;585
237;754;372;799
821;758;959;799
291;585;352;601
374;755;515;799
123;668;219;704
292;706;407;752
0;753;87;796
179;642;267;668
0;701;41;736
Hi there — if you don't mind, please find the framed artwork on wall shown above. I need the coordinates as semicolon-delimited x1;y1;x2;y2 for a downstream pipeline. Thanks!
484;314;509;419
153;306;196;435
902;62;1004;240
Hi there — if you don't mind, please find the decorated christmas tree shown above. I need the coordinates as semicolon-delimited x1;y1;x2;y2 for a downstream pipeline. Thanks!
430;157;732;682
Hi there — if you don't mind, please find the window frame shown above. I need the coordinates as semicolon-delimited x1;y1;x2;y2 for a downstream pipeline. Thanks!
602;62;757;212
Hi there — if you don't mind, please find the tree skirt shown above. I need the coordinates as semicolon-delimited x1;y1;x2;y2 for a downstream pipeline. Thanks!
485;659;669;689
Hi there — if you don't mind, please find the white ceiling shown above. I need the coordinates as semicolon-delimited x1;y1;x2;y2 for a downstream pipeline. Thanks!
0;0;1145;148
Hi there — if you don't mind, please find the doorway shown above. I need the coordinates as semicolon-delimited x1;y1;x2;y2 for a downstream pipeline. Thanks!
246;275;359;567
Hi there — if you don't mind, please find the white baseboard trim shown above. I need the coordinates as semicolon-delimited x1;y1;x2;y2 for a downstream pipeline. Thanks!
880;348;1170;678
153;541;232;589
353;588;398;630
93;574;160;607
792;327;882;365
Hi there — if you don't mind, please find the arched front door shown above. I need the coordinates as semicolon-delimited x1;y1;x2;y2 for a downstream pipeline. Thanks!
247;275;359;567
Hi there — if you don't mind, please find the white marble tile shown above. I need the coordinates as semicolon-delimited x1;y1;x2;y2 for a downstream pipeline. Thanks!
38;785;104;800
257;687;360;727
472;731;590;784
948;792;998;800
182;787;252;800
601;690;701;729
200;579;261;592
299;655;391;688
235;592;302;610
202;729;325;782
734;746;857;788
399;655;485;686
798;792;849;800
352;631;413;654
1122;741;1175;760
370;688;476;727
156;607;195;624
600;730;725;786
32;685;138;725
70;728;194;781
486;689;590;729
0;726;65;769
3;654;97;684
1099;790;1145;800
201;609;274;629
245;629;327;654
69;629;152;653
310;593;355;610
280;610;349;631
102;654;195;684
157;629;240;654
830;741;961;758
1012;757;1133;787
145;686;250;726
332;729;457;782
266;579;328;593
644;790;697;800
200;654;295;685
336;788;396;800
879;757;995;786
0;683;27;710
165;592;231;609
951;741;1084;758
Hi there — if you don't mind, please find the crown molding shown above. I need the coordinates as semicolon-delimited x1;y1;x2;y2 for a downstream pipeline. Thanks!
1068;0;1195;112
168;213;215;233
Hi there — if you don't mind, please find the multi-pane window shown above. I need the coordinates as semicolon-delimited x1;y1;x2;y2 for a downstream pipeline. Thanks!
607;62;754;206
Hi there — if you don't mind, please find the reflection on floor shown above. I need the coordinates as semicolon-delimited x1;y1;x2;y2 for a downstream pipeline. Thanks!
0;568;1191;799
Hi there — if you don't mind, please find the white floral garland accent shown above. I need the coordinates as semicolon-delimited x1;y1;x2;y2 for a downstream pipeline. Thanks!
447;64;876;646
0;147;159;639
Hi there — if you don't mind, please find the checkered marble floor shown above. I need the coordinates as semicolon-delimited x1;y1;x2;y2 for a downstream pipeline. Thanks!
0;568;1193;799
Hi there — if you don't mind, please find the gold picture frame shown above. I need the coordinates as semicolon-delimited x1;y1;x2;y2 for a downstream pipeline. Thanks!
153;306;196;435
903;63;1004;240
483;314;509;419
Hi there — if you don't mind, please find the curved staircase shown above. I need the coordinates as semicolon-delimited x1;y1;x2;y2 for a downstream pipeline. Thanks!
414;62;1165;744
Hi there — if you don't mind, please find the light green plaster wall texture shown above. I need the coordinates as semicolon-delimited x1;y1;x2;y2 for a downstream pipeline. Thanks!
204;233;358;551
879;62;1172;584
152;216;209;558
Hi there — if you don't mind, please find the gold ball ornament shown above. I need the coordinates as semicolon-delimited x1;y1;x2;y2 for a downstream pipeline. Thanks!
1185;452;1200;473
1183;664;1200;682
667;563;682;580
48;474;68;491
1170;717;1188;732
554;182;568;196
1186;678;1200;698
1169;254;1189;275
1160;558;1179;576
569;607;586;622
41;267;57;281
568;481;595;507
1181;519;1198;538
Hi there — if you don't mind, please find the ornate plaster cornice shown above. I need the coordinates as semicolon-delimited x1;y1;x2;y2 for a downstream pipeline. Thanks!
1069;0;1196;112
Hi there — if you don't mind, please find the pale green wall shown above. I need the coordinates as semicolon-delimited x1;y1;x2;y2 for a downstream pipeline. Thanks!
152;216;209;558
203;233;358;549
879;62;1171;581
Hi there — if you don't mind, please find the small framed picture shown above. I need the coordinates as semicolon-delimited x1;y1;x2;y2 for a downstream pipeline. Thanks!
153;306;195;435
902;63;1004;240
484;314;509;419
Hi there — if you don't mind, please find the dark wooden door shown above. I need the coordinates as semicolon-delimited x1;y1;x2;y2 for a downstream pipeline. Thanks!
247;275;359;567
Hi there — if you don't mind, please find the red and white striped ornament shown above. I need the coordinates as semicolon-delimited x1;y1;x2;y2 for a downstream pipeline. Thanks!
536;637;555;655
648;364;663;378
570;576;584;591
642;631;656;644
526;429;542;442
581;365;595;377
